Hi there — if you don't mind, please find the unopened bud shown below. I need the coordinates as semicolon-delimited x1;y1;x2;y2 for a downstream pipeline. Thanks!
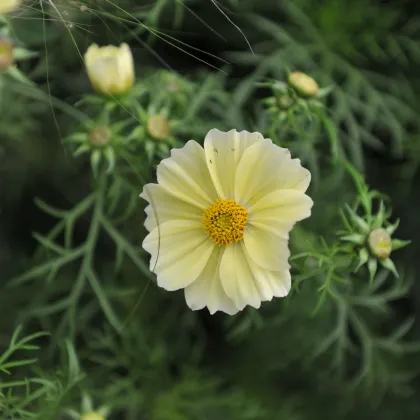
368;228;392;259
0;0;20;14
288;72;319;97
277;95;294;110
81;412;105;420
88;126;111;148
0;40;14;72
167;82;179;92
84;43;135;96
147;115;170;141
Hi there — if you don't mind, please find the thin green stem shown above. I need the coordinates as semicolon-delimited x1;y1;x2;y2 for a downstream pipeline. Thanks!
101;217;152;279
67;176;106;338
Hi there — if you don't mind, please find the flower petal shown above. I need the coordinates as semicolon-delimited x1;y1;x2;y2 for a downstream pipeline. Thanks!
219;242;291;310
204;129;265;199
219;242;262;310
88;58;120;92
157;140;218;209
243;225;291;271
143;220;214;291
141;184;202;232
234;138;311;206
249;189;313;232
117;43;134;88
249;265;291;300
184;247;238;315
84;44;100;67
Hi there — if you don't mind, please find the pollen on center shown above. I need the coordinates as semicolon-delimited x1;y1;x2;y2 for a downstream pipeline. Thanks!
202;198;248;246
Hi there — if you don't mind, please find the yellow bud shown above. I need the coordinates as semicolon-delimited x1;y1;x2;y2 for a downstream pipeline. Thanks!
147;115;170;141
288;72;319;97
0;40;14;71
368;228;392;259
0;0;20;14
84;43;135;96
88;126;111;147
81;412;105;420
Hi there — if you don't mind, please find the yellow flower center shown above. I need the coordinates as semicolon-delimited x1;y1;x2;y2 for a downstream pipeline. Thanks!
202;199;248;246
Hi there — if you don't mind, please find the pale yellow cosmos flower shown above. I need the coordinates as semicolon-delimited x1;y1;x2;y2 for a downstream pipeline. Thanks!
84;43;134;96
141;129;313;315
0;0;20;14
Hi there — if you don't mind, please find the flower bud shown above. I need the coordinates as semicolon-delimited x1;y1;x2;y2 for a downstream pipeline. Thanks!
147;115;170;141
167;81;179;92
277;95;294;110
288;72;319;97
0;40;14;71
368;228;392;259
84;43;134;96
0;0;20;14
88;126;111;148
81;412;105;420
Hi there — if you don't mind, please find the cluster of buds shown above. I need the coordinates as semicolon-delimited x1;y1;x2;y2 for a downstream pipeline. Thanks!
73;43;184;172
259;71;333;127
340;201;410;281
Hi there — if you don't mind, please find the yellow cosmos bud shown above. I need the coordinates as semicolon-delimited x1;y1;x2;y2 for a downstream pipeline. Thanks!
0;40;14;71
84;43;134;96
288;72;319;97
0;0;20;14
81;412;105;420
147;115;171;141
368;228;392;259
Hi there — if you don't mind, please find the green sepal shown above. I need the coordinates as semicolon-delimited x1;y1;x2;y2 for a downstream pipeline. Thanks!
90;150;102;177
372;200;385;229
368;257;377;283
386;219;400;235
355;248;369;272
380;257;399;278
345;204;370;234
391;238;411;251
340;233;366;245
